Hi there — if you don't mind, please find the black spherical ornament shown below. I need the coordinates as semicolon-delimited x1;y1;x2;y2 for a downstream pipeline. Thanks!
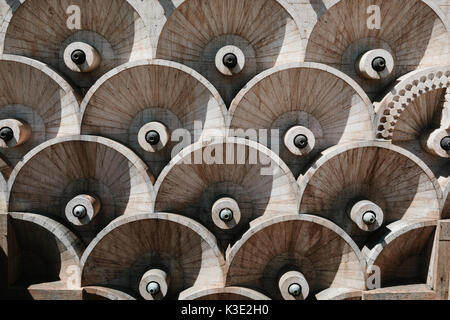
146;282;160;295
146;130;161;146
441;136;450;151
288;283;302;297
223;53;238;69
219;208;234;223
372;57;386;72
0;127;14;142
363;211;377;225
72;205;87;219
71;50;86;65
294;134;308;149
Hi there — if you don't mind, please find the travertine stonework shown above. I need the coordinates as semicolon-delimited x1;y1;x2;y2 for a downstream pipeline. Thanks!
0;0;449;300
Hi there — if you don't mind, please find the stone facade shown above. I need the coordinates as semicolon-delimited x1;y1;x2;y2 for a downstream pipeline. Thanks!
0;0;449;300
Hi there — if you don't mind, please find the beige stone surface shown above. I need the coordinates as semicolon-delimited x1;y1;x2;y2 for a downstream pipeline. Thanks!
444;181;450;219
80;59;227;178
431;220;450;299
363;219;437;287
154;138;300;250
80;213;225;299
0;55;81;168
4;212;84;298
362;284;437;300
298;141;443;246
0;0;448;301
229;62;375;178
0;0;151;92
226;214;367;300
7;136;154;245
316;287;362;300
304;0;450;99
180;287;271;300
156;0;303;106
376;66;450;187
82;286;136;300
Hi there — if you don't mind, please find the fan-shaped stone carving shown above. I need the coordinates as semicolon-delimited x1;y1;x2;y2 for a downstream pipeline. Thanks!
375;67;450;184
226;215;366;300
156;0;303;106
0;0;151;92
81;59;227;177
305;0;450;99
298;141;443;246
8;136;154;245
229;62;375;178
180;287;270;300
363;220;437;288
0;55;80;167
154;138;299;250
5;212;83;299
80;213;224;300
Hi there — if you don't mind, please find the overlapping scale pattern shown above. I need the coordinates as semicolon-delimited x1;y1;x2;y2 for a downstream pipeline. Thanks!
0;0;448;300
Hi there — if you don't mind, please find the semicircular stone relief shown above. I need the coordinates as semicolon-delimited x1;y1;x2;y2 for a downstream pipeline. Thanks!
156;0;303;106
1;0;151;93
7;136;154;245
305;0;449;100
